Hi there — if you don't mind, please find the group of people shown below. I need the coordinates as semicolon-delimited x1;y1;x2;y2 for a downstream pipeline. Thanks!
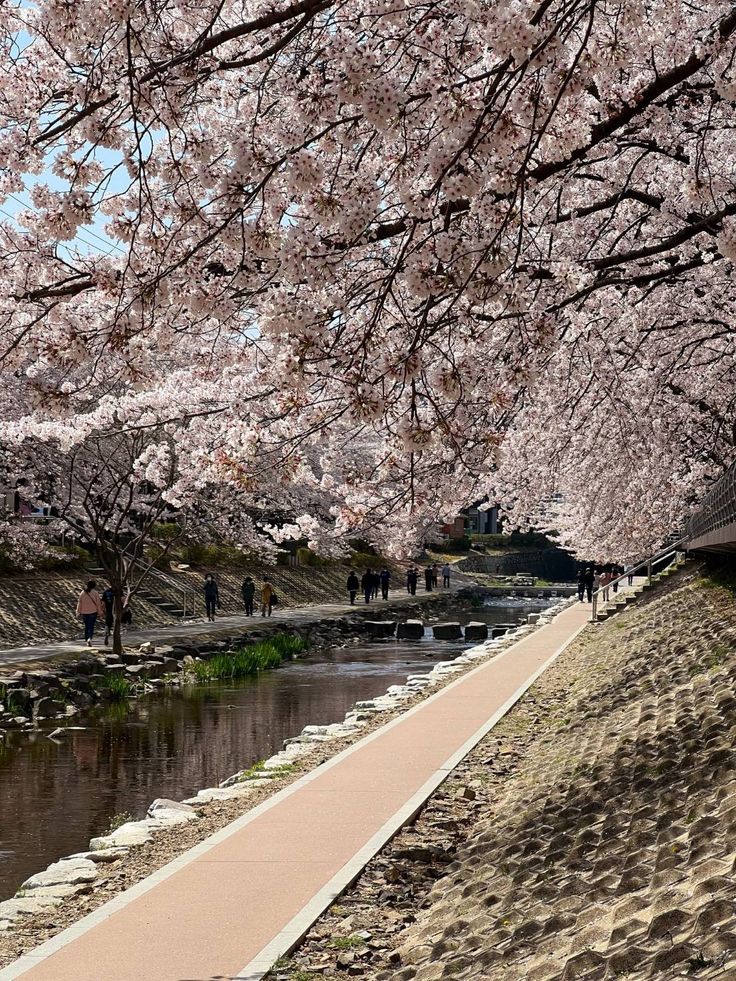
346;568;391;604
75;580;132;646
238;575;277;618
576;564;633;603
75;572;280;649
204;574;278;620
405;563;451;594
77;558;456;644
345;562;453;605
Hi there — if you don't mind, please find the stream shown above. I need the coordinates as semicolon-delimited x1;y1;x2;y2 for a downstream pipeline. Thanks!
0;600;551;899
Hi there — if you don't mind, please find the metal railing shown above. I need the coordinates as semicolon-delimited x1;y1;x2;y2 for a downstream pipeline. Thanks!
126;557;198;619
686;460;736;551
590;536;687;622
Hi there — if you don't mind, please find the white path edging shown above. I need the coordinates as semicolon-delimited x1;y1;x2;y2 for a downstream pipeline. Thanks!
0;599;579;981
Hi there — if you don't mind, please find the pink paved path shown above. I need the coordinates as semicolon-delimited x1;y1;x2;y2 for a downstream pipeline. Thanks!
6;602;590;981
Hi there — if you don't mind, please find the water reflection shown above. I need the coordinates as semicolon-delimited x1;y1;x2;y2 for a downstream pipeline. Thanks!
0;603;541;898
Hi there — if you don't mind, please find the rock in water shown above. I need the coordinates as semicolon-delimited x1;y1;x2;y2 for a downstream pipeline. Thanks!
432;622;463;640
464;622;489;641
397;619;425;639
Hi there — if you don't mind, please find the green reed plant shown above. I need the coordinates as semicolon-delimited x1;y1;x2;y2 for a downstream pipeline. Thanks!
100;673;133;701
189;634;306;683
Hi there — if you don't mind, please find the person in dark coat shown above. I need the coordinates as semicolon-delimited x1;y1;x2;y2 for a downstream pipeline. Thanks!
371;570;380;599
380;568;390;600
241;576;256;616
407;566;418;595
424;565;433;591
347;571;359;605
361;569;373;604
576;567;586;603
584;567;595;603
204;574;219;621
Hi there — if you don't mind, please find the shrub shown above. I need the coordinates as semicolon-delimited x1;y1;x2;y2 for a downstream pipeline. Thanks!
296;547;331;567
440;535;472;553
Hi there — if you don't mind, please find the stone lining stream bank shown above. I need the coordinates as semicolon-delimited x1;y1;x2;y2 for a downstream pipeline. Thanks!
0;594;464;736
0;597;566;966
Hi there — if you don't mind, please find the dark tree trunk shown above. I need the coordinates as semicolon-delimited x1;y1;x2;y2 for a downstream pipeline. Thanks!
112;586;124;658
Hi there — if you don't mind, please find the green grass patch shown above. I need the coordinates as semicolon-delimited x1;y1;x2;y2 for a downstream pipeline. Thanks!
189;634;306;683
696;566;736;593
329;934;367;950
100;673;133;701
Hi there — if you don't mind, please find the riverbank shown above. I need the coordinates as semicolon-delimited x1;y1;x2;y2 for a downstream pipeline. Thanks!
277;562;736;981
0;590;465;734
0;597;565;967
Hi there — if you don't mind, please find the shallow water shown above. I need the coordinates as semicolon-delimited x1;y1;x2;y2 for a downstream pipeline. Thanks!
0;602;546;899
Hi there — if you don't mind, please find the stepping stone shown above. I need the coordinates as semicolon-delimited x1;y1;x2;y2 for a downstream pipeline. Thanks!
364;621;397;638
432;622;462;640
397;620;425;639
464;622;489;641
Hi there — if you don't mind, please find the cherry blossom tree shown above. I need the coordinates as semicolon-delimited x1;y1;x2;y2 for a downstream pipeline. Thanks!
1;0;735;562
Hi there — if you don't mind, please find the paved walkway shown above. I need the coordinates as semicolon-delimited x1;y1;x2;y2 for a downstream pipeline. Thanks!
1;600;593;981
0;590;453;668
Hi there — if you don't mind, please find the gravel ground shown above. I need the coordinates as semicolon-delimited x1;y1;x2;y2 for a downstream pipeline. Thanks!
275;564;736;981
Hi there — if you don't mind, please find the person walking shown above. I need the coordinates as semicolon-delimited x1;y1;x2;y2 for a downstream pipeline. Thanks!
431;563;439;588
76;580;104;647
442;563;451;588
424;565;433;592
261;578;274;617
371;569;380;600
599;570;611;603
627;566;634;586
361;569;373;604
380;567;390;600
407;566;418;596
584;566;595;603
204;574;219;621
241;576;256;616
406;566;413;594
576;566;586;603
611;566;619;593
101;584;115;646
347;570;359;605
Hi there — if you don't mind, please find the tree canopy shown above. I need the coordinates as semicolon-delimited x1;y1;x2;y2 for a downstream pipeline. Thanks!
1;0;735;560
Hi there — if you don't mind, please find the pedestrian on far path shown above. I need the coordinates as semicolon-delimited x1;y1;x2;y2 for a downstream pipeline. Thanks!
407;566;418;596
241;576;256;616
599;570;611;603
442;563;451;588
424;565;433;592
101;584;115;646
361;569;373;604
204;573;219;621
406;566;413;594
612;566;619;593
371;569;380;600
76;580;104;647
380;567;390;600
347;570;359;605
584;566;595;603
431;563;439;588
576;566;586;603
627;567;634;586
261;578;274;617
